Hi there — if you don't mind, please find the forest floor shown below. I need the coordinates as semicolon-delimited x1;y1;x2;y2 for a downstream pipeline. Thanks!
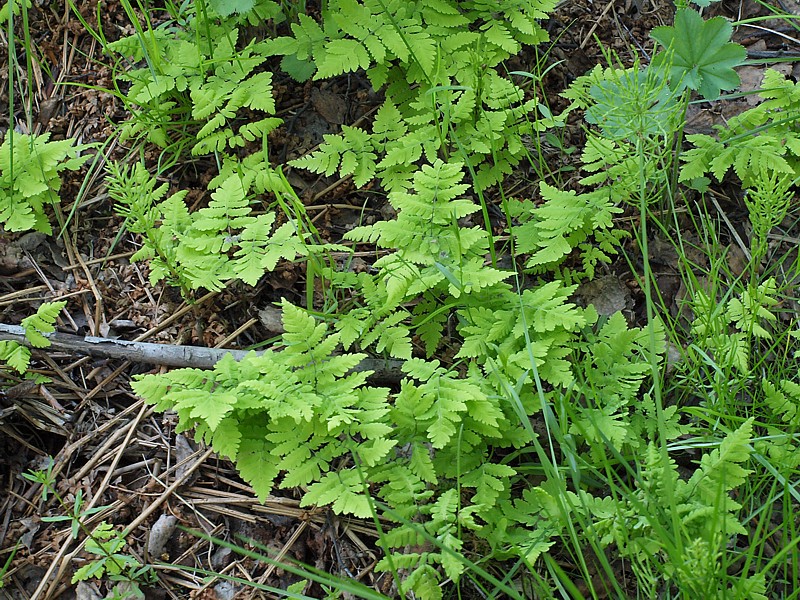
1;0;799;598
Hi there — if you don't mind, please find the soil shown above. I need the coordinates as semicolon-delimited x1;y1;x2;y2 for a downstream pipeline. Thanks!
1;0;798;598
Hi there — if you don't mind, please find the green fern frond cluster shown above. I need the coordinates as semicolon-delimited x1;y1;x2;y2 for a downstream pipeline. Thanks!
681;69;800;188
756;379;800;469
579;420;761;597
271;0;553;83
131;299;518;598
108;13;281;155
332;160;511;359
511;182;627;282
284;0;558;191
686;279;779;374
0;133;91;233
569;314;672;456
132;300;394;510
108;160;311;293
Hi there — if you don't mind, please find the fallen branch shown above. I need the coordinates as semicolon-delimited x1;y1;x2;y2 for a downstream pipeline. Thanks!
0;324;404;382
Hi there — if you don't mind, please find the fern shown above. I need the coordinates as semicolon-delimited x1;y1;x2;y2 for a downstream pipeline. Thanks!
756;379;800;470
680;69;800;188
21;301;67;348
397;358;485;449
131;297;520;599
336;160;512;358
762;379;800;426
511;182;627;282
569;314;668;452
286;0;559;192
290;125;378;187
686;281;780;375
726;278;779;340
376;488;478;599
0;301;66;374
109;159;312;294
132;299;394;503
108;7;282;157
456;283;590;391
0;133;91;234
480;479;579;565
678;419;754;537
584;419;757;595
0;341;31;374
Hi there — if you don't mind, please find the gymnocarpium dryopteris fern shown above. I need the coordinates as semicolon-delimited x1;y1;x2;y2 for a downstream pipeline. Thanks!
281;0;559;191
508;180;628;284
683;278;779;377
338;159;511;359
681;69;800;190
131;300;516;599
108;158;320;295
106;0;282;157
133;300;395;514
130;293;676;598
582;419;764;598
758;378;800;470
480;420;764;598
0;301;67;375
0;133;91;233
129;294;673;599
333;158;647;424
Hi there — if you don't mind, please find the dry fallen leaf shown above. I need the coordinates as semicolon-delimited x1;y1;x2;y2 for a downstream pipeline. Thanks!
147;513;178;558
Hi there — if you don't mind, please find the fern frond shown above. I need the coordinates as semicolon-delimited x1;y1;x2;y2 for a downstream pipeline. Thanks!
0;341;32;373
20;301;67;348
315;38;373;78
679;418;754;536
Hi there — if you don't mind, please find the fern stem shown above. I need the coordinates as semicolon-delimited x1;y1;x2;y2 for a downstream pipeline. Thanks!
635;134;684;557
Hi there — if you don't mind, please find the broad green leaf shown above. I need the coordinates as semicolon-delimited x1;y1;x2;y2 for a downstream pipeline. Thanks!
651;9;746;100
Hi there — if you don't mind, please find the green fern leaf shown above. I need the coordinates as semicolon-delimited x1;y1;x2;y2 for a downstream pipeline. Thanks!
20;301;67;348
408;441;438;483
302;470;372;517
315;39;372;79
516;283;585;334
290;128;377;186
237;434;281;501
462;463;516;508
570;405;630;451
403;564;442;600
173;389;238;430
483;22;519;54
239;117;283;142
233;220;306;285
357;437;397;467
211;417;242;459
680;418;754;535
281;299;330;354
0;341;32;373
763;379;800;425
372;101;407;147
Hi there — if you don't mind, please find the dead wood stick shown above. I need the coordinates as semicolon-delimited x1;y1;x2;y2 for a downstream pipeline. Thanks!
0;323;405;381
0;323;250;368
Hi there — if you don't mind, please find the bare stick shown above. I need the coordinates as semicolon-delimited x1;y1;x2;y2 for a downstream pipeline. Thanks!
0;323;251;369
0;324;404;381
